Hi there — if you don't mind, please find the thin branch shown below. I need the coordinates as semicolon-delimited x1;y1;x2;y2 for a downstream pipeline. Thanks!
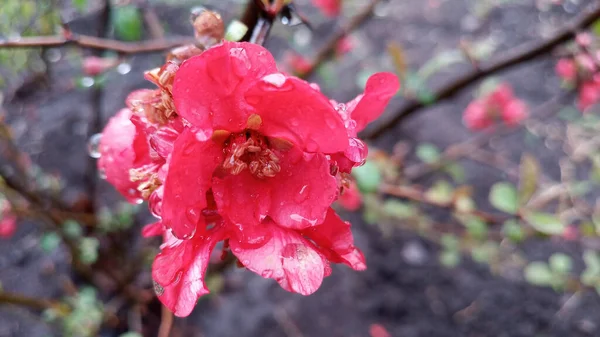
300;0;382;78
0;291;63;311
363;2;600;140
158;305;174;337
379;183;503;224
0;34;194;54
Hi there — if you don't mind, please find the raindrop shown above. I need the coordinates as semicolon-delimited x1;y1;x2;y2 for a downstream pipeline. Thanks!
117;63;132;75
80;76;95;88
294;185;310;203
293;27;312;47
87;133;102;158
261;270;273;278
233;247;242;253
190;6;207;23
242;259;250;265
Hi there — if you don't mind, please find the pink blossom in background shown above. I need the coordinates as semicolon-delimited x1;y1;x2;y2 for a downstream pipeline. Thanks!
463;83;528;131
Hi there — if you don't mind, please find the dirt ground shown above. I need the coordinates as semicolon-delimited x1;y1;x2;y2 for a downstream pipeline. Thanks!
2;0;600;336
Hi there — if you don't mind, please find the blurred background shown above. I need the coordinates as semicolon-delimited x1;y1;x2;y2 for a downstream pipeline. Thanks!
2;0;600;336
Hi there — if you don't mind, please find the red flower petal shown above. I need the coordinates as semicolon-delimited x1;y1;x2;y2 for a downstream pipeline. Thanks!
230;220;328;295
337;180;362;211
161;128;223;239
152;227;225;317
303;208;366;270
142;221;164;238
245;74;348;153
98;109;147;203
173;41;277;134
347;73;400;132
212;147;338;231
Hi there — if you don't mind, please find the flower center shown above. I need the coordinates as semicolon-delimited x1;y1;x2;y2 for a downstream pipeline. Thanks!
222;132;281;179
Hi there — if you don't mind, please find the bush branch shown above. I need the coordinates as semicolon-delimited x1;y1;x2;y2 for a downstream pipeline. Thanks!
363;2;600;140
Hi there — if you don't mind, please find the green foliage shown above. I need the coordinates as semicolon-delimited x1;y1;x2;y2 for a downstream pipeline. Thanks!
524;262;554;286
518;154;539;204
112;5;143;41
40;232;61;253
489;182;519;214
425;180;454;204
352;160;381;193
416;143;441;164
63;220;83;238
502;219;525;243
0;0;59;89
79;238;99;265
522;212;565;235
45;287;104;337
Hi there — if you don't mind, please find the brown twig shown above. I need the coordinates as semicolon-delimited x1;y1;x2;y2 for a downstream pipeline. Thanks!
300;0;381;78
158;304;174;337
363;2;600;140
379;183;503;224
0;291;64;311
0;34;194;54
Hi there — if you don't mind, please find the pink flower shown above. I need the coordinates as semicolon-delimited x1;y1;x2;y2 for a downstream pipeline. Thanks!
335;36;354;57
283;52;313;75
148;41;398;316
82;56;118;76
578;78;600;111
463;83;528;130
0;199;16;238
556;58;577;83
312;0;342;17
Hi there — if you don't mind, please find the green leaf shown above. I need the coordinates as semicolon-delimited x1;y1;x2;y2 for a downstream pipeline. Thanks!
63;220;83;238
518;154;539;204
489;182;518;214
425;180;454;204
524;262;553;286
549;253;572;274
439;250;460;268
471;241;498;264
463;216;488;240
416;143;440;164
112;6;143;41
440;234;459;250
73;0;88;12
351;160;381;193
382;199;416;220
522;212;565;235
502;219;525;243
40;232;61;253
592;18;600;37
79;238;99;265
444;162;466;183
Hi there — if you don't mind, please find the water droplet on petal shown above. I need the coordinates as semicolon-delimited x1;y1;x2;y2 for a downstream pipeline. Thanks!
242;259;250;265
170;270;183;285
294;185;310;203
153;280;165;296
87;133;102;158
233;247;242;253
261;269;273;278
186;207;200;224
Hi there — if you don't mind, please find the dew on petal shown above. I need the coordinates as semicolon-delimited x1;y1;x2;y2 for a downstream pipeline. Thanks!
87;133;102;158
261;269;273;278
195;129;212;141
294;184;310;203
